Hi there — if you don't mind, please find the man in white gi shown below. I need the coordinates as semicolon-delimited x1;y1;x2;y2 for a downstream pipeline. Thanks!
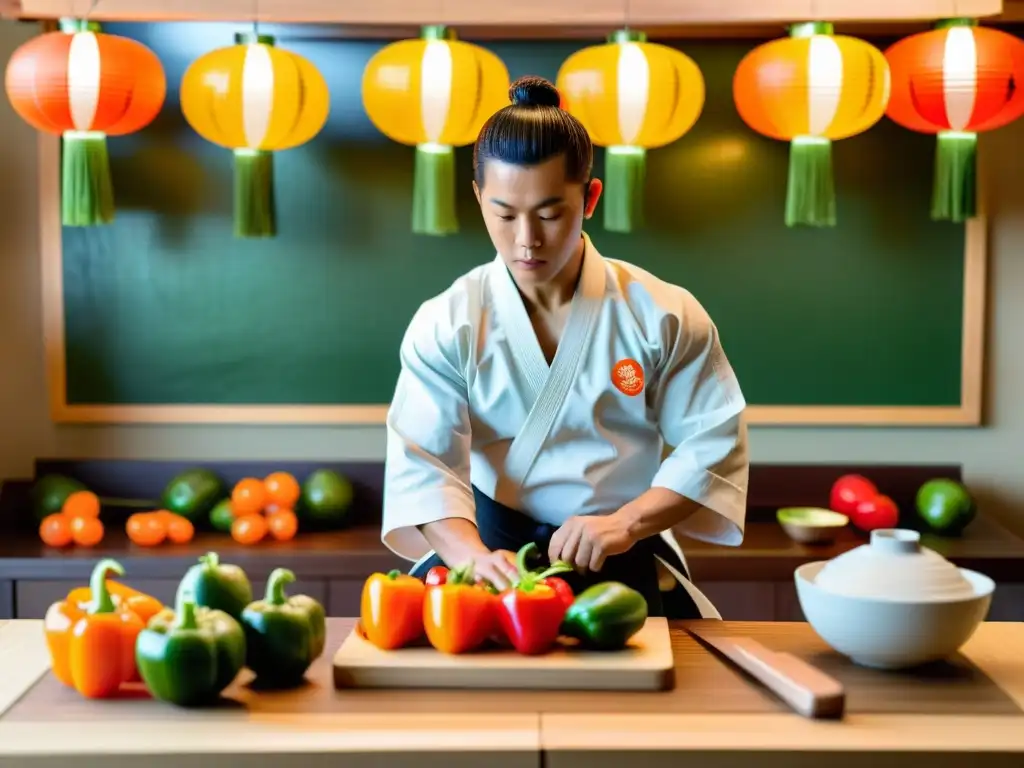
380;75;749;619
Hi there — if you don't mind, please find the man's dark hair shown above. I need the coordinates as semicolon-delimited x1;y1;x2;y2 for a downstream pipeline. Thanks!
473;75;593;187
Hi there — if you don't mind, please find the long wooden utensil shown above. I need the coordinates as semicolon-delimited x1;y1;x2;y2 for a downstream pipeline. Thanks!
687;628;846;719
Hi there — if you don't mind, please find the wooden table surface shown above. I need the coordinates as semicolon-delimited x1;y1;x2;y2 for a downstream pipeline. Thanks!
2;619;1024;767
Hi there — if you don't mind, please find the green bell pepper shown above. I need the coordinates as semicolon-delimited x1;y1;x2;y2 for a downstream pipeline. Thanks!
241;567;326;687
136;598;246;707
561;581;648;651
176;551;253;621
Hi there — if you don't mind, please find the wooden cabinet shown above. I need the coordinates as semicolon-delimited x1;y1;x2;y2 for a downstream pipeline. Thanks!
12;578;329;619
5;578;1023;621
5;578;1023;622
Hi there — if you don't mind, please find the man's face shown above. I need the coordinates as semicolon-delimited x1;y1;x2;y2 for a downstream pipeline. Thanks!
474;154;601;285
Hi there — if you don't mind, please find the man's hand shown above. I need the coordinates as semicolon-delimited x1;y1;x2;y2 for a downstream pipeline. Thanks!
465;549;519;591
547;514;635;573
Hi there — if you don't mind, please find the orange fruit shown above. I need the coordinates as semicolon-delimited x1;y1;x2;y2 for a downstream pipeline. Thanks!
266;508;298;541
231;514;267;545
166;515;195;544
70;516;104;547
39;514;73;547
264;472;300;508
231;478;267;516
126;512;166;547
62;490;100;519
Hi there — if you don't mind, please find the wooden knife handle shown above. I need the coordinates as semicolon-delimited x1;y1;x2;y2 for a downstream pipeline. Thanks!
711;637;846;719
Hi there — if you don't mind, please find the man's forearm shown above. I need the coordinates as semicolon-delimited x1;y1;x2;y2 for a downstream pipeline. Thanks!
417;517;490;567
614;486;701;543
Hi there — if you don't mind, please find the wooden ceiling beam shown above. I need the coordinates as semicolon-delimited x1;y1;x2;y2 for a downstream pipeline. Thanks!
2;0;1008;27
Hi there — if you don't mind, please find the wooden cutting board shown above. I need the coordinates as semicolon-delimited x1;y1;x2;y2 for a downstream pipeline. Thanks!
333;617;675;692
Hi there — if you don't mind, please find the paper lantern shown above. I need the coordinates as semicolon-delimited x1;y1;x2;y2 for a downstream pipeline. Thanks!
180;32;330;238
556;29;705;233
733;22;890;227
362;25;510;236
5;18;166;226
885;19;1024;222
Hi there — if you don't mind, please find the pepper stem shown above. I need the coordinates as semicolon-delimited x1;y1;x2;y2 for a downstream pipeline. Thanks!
386;569;401;580
265;567;295;605
512;542;574;591
448;562;476;585
175;600;198;631
201;552;220;572
87;558;124;614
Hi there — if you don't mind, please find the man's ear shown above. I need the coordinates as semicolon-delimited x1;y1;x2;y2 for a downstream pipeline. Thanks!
584;179;603;219
472;180;482;205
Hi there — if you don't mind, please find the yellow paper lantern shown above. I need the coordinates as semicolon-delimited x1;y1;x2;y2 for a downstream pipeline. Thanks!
556;29;705;233
733;22;890;227
180;32;329;238
362;26;510;236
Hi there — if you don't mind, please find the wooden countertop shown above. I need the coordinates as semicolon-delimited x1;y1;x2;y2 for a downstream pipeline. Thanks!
2;618;1023;767
1;514;1022;583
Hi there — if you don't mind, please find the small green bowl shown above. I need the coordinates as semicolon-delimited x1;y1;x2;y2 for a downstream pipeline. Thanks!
777;507;849;544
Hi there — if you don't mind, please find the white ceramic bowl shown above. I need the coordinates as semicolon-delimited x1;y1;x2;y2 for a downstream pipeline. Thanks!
794;528;994;670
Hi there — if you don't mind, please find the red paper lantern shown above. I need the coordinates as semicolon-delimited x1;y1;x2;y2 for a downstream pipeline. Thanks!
884;19;1024;221
5;19;166;226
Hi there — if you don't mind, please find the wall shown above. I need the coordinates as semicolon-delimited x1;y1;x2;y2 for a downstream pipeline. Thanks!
1;20;1021;534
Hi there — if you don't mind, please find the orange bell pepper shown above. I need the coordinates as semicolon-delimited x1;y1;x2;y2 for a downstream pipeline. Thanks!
423;563;497;654
360;569;426;650
44;558;146;698
66;577;164;623
64;576;163;682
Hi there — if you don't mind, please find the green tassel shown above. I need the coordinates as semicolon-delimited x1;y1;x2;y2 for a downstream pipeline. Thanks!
61;131;115;227
931;130;977;222
233;149;275;238
412;143;458;236
604;146;646;233
785;136;836;228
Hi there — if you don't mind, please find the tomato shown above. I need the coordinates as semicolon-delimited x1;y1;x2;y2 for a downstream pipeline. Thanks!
851;494;900;532
830;474;878;515
424;566;449;586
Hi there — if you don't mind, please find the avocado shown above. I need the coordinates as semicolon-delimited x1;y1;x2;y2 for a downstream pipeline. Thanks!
161;468;225;524
915;478;976;536
30;474;88;523
299;469;354;529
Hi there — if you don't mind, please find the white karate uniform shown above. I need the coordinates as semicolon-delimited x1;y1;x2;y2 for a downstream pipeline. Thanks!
381;232;749;618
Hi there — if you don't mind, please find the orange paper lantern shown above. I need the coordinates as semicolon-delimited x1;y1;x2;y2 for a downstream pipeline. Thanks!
884;19;1024;222
733;22;890;227
5;19;166;226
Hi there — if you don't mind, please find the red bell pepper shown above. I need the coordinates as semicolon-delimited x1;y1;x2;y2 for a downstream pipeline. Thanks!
424;566;449;586
540;576;575;610
497;543;574;655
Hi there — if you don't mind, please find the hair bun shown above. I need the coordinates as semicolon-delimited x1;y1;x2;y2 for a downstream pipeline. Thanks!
509;75;562;108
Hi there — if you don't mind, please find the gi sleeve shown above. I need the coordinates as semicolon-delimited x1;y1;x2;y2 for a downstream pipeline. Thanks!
380;302;476;562
647;293;749;547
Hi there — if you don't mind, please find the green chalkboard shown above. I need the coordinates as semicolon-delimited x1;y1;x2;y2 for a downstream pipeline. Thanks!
59;23;968;416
